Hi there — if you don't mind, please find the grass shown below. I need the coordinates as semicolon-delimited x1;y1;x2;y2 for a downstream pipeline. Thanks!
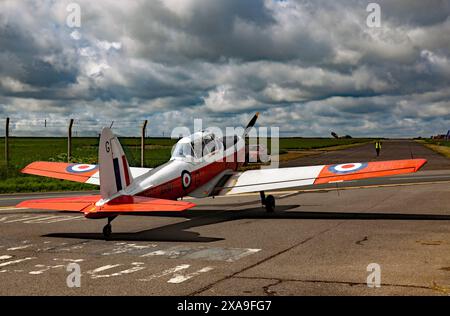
417;139;450;159
0;137;176;193
0;137;369;193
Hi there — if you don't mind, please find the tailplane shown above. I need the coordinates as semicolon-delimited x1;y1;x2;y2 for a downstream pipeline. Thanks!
99;127;133;200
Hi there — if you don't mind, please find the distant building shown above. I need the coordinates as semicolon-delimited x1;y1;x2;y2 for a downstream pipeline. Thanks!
431;131;450;140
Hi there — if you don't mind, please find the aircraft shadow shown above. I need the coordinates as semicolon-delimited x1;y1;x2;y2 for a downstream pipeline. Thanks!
43;205;450;242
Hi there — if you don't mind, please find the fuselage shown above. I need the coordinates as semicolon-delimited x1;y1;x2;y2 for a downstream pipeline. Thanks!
121;131;246;200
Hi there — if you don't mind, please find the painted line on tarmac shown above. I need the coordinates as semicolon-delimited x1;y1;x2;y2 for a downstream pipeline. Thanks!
0;207;26;211
0;257;36;268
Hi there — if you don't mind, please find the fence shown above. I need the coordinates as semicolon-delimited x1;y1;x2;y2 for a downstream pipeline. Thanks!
2;117;151;167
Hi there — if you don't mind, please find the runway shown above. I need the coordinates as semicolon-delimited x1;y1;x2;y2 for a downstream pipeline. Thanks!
1;140;450;295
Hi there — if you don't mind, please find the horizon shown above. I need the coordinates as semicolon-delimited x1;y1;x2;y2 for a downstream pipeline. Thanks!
1;1;450;138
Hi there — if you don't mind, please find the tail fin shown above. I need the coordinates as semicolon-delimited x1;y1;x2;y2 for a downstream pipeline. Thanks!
99;127;133;200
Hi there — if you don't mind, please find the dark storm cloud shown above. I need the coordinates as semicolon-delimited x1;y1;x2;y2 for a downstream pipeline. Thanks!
0;0;449;137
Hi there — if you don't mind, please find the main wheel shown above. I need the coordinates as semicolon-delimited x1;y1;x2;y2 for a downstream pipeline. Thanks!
265;195;275;213
103;223;112;239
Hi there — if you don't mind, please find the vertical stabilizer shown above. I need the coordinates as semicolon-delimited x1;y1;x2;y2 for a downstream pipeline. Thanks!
99;128;133;200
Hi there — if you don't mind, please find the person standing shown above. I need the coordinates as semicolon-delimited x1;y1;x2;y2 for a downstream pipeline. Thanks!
375;140;382;157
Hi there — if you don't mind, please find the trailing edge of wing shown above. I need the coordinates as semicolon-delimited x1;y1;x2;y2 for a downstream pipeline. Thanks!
218;159;427;195
16;195;196;215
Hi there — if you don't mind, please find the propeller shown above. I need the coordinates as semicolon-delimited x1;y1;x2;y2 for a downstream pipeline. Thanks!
243;112;259;137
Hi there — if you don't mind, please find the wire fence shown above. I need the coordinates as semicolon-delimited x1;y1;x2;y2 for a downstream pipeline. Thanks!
0;117;178;182
1;118;163;137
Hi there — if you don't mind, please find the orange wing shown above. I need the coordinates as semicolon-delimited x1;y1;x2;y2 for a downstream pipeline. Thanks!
314;159;427;184
17;195;196;217
217;158;427;195
21;162;99;184
21;161;152;185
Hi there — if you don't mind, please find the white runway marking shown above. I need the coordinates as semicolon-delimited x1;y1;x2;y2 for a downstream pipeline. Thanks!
102;242;157;256
0;207;26;211
87;263;146;279
168;266;214;284
0;257;36;267
53;258;84;263
139;264;190;282
29;264;65;275
2;215;36;223
0;214;84;224
0;255;13;260
7;245;33;251
87;264;122;279
141;246;261;262
90;264;121;273
226;248;261;262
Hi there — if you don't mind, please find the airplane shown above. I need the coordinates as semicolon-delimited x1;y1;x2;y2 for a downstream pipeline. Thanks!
17;113;427;239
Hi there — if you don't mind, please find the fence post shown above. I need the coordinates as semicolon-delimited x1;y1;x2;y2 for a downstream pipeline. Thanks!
5;117;9;166
68;119;74;162
141;120;148;168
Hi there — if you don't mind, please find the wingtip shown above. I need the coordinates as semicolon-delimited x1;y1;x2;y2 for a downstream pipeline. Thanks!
415;158;427;171
15;201;27;208
185;202;197;209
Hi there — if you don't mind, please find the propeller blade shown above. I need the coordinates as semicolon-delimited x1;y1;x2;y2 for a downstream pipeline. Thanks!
244;112;259;136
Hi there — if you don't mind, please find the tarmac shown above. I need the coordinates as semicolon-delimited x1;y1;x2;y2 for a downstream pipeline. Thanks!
0;140;449;295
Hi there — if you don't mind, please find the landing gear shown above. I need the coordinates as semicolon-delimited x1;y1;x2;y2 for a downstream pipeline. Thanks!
260;191;275;213
102;216;116;240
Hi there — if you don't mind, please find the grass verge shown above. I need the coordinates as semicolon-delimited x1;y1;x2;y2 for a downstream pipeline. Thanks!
417;140;450;159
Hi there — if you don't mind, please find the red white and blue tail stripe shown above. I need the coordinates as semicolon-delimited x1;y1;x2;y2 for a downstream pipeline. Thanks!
99;128;134;200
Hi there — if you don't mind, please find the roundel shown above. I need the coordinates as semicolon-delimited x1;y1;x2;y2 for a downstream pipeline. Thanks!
328;162;368;174
66;164;98;173
181;170;192;189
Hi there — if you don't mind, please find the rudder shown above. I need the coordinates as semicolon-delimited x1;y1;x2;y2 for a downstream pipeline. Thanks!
99;127;133;200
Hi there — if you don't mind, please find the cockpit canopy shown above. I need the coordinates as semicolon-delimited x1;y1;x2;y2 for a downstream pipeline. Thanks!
171;131;223;160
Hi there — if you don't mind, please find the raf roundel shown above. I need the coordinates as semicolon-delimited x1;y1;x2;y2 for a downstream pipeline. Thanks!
66;164;98;173
328;162;368;174
181;170;192;189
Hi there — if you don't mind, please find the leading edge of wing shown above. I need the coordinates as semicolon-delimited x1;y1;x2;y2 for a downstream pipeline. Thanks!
16;195;196;215
218;158;427;195
21;161;98;184
21;161;152;185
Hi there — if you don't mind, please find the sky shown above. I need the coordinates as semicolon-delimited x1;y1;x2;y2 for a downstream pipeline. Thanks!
0;0;450;137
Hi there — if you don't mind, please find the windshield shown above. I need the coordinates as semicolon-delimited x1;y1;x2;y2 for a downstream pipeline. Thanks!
171;142;194;159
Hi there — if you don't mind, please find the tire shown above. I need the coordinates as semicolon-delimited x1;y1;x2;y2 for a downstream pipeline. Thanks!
103;224;112;239
265;195;275;213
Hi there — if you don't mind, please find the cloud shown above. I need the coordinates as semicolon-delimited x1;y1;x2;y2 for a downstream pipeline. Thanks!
0;0;449;138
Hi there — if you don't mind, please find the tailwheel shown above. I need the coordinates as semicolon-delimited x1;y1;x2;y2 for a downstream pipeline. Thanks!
103;224;112;239
102;216;116;240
